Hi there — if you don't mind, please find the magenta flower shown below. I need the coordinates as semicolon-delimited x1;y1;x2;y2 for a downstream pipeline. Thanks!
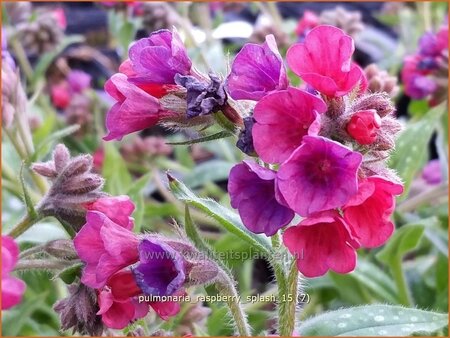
132;238;186;296
128;29;192;85
103;73;167;141
2;236;26;310
67;70;92;93
277;136;362;216
228;161;295;236
343;176;403;248
225;34;288;101
287;25;364;97
252;87;327;163
74;211;139;289
283;211;359;277
84;195;135;230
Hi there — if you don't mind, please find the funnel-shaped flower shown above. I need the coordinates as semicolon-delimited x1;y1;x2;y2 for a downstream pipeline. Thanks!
103;73;165;141
2;236;26;310
252;87;327;163
226;34;288;101
287;25;364;97
74;211;139;288
228;160;294;236
343;176;403;248
128;29;191;85
283;211;359;277
277;136;362;216
132;238;186;296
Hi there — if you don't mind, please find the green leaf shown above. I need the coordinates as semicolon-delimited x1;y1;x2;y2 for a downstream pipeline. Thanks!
166;130;233;145
31;36;85;87
102;142;132;195
20;162;37;219
298;304;448;336
389;102;446;196
32;125;80;162
54;262;83;284
183;160;234;188
376;223;425;266
126;173;152;231
168;174;272;256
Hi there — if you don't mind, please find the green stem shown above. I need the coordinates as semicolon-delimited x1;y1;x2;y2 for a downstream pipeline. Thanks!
217;272;251;336
10;38;33;82
392;259;413;306
280;261;299;336
8;213;44;238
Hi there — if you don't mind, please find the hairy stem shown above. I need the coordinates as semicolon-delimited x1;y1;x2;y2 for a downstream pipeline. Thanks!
397;183;448;213
15;259;68;271
281;261;299;336
217;272;251;336
8;213;43;238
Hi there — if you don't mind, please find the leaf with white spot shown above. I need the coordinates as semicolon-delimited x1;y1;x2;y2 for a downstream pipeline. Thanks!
298;304;448;336
389;102;446;197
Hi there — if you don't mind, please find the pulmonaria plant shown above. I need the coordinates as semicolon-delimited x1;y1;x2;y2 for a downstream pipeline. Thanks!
226;25;404;277
401;24;448;105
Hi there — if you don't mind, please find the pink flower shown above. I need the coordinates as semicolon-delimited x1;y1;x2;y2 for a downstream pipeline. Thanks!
295;10;319;38
252;87;327;163
103;73;171;141
51;83;71;109
97;271;148;329
343;176;403;248
2;236;26;310
287;25;364;97
84;195;135;230
283;211;359;277
422;159;442;185
74;211;139;288
277;136;362;216
228;160;294;236
225;35;288;101
346;109;381;145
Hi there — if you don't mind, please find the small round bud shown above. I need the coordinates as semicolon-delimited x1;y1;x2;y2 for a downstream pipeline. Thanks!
346;109;381;145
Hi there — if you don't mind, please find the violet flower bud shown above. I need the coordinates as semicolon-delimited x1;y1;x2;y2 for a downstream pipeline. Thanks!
174;72;227;118
53;282;104;336
236;116;256;156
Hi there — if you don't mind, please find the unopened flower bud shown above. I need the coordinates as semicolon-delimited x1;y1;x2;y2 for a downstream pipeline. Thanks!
364;64;399;97
45;239;78;260
53;282;104;336
346;109;381;145
33;144;105;231
178;302;211;335
236;116;256;156
174;72;227;118
2;62;26;128
373;116;403;151
350;93;395;118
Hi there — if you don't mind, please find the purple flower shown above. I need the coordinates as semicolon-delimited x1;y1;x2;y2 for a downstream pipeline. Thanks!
277;136;362;216
128;29;192;85
132;238;186;296
228;160;295;236
68;70;92;93
225;34;288;101
422;159;442;185
407;75;437;99
419;32;444;57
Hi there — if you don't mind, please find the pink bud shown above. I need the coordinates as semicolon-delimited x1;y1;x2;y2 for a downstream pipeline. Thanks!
346;109;381;145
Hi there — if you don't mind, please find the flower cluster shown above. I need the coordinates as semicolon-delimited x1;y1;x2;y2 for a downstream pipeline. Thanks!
401;24;448;105
102;28;239;141
227;25;404;277
73;204;219;329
